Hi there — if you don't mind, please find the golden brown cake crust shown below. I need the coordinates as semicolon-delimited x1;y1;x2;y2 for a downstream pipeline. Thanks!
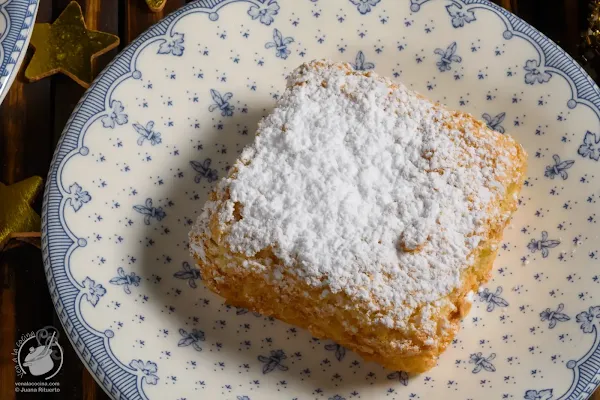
189;61;527;373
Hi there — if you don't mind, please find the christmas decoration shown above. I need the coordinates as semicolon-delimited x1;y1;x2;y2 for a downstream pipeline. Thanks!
581;0;600;79
0;177;43;252
25;1;120;88
146;0;167;12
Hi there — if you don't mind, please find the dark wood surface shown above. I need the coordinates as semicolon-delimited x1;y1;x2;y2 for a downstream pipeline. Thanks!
0;0;595;399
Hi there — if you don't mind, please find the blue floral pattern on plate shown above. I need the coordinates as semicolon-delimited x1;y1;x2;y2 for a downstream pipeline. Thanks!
0;0;39;104
41;0;600;399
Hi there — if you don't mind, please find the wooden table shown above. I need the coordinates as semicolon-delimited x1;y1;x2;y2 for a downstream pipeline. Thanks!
0;0;596;398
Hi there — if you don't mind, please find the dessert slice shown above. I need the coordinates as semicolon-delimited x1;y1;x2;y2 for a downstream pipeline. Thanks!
189;60;527;373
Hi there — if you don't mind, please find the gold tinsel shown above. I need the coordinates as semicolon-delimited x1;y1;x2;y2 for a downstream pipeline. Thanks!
582;0;600;79
585;0;600;47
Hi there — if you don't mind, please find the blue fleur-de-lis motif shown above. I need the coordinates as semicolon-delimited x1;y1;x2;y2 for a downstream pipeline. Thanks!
236;307;262;317
482;112;506;134
434;42;461;72
133;121;162;146
527;231;560;258
469;352;496;373
576;305;600;333
133;198;166;225
190;159;218;183
544;155;574;180
387;370;409;386
329;395;346;400
82;277;106;307
349;0;380;15
68;183;91;212
524;59;551;85
350;51;374;71
540;303;570;329
173;261;202;288
237;396;251;400
109;267;141;294
101;100;128;129
446;4;476;28
324;342;346;361
177;328;205;351
265;28;294;60
578;131;600;161
129;360;159;385
257;349;288;374
247;0;279;25
478;287;509;312
157;32;185;56
524;389;553;400
209;89;234;117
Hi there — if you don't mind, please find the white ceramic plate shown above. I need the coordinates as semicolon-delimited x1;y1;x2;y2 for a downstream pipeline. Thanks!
42;1;600;399
0;0;38;103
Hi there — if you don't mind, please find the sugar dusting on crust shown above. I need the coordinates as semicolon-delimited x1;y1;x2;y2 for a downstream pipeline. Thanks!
192;61;520;328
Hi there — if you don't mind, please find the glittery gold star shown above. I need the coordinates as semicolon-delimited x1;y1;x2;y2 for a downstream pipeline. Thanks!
25;1;120;88
146;0;167;12
0;177;43;251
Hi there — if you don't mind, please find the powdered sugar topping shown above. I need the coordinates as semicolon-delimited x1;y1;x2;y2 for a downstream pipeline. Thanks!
193;61;518;327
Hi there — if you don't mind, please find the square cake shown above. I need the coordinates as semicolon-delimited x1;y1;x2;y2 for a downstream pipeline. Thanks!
189;61;527;372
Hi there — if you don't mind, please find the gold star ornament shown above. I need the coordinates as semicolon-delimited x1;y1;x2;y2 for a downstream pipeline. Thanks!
146;0;167;12
25;1;120;88
0;177;43;251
